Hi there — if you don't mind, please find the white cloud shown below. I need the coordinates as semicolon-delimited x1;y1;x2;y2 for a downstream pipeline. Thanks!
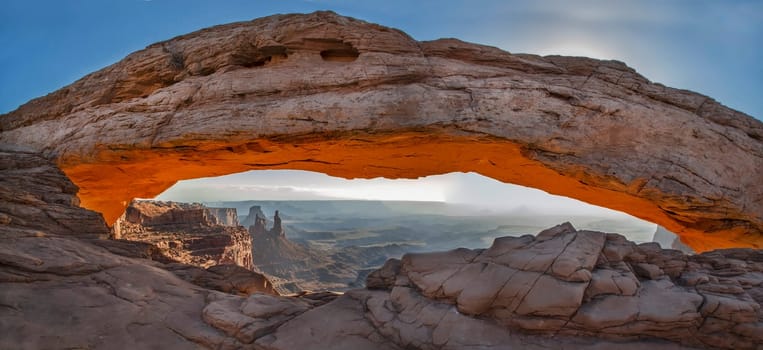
157;171;450;202
157;170;636;218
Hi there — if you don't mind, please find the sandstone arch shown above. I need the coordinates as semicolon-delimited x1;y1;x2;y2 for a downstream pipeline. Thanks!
1;11;761;251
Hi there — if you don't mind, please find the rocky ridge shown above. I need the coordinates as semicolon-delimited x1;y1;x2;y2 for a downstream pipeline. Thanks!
364;223;763;349
1;12;760;250
115;200;254;270
0;150;278;349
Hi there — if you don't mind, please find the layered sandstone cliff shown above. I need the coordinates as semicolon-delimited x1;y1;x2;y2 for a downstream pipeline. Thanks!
115;200;254;270
207;207;239;227
0;150;109;239
1;11;760;251
0;150;279;349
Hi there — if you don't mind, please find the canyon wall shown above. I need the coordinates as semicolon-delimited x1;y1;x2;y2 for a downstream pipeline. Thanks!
116;200;254;270
0;150;109;239
208;207;239;227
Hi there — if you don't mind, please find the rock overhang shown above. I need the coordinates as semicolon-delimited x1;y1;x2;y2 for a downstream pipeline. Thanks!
1;11;761;252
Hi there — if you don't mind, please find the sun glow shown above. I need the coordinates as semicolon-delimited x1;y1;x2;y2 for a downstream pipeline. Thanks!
535;39;617;60
156;170;451;203
157;170;644;218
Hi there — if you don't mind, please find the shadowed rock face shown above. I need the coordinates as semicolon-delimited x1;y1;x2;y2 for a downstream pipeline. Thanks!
1;149;761;349
0;151;109;239
246;208;390;294
1;11;761;251
0;150;279;349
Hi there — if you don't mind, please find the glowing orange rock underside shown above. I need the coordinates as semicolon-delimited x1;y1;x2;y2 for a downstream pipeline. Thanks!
60;131;755;253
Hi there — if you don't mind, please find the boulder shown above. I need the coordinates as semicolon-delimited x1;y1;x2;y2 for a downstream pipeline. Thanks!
362;222;763;349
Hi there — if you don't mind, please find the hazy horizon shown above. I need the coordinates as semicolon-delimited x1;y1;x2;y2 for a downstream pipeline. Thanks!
156;170;655;225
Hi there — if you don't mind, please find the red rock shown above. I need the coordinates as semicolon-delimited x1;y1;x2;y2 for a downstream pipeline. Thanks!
115;200;254;270
2;11;763;350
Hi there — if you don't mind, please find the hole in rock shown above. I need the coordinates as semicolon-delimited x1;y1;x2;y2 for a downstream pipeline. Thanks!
316;40;359;62
320;47;359;62
113;170;677;294
231;45;289;68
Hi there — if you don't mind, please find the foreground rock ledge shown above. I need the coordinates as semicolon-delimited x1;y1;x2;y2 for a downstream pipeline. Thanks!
1;11;762;251
1;150;761;349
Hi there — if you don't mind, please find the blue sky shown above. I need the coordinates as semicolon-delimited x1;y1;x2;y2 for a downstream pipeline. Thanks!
1;0;761;118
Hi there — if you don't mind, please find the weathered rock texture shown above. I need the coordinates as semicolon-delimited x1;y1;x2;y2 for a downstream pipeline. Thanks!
115;200;254;270
1;12;760;251
0;150;109;239
363;223;763;349
0;150;276;349
2;149;762;349
166;263;278;296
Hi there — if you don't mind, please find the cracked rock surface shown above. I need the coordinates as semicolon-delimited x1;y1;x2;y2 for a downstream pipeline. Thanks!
363;223;763;349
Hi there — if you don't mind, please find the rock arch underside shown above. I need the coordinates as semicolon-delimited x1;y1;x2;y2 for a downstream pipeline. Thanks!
2;11;762;251
3;11;763;350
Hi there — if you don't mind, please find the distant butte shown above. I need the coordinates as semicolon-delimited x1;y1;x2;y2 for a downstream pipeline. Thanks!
1;11;761;251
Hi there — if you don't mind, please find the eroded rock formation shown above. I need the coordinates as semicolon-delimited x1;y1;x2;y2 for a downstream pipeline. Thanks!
241;205;268;228
364;223;763;349
116;200;254;269
248;208;285;238
199;224;763;350
166;263;278;296
1;149;761;349
0;150;276;349
208;207;239;227
0;150;109;239
247;208;401;293
1;12;760;251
